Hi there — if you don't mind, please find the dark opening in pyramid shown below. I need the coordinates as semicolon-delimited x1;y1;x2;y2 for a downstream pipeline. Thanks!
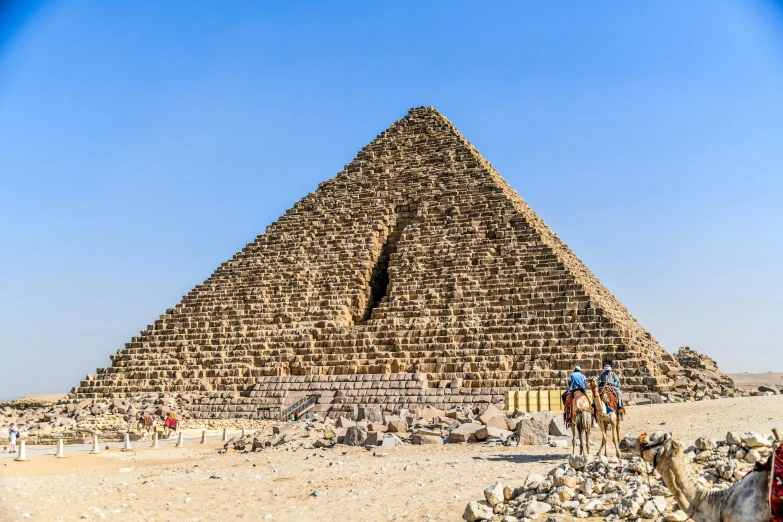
72;107;680;417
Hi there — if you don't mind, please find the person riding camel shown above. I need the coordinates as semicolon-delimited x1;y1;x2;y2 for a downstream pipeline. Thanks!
561;365;588;429
598;364;624;412
562;366;586;406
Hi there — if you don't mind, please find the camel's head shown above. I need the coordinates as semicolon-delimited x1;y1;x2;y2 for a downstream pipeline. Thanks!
586;377;597;389
619;431;672;463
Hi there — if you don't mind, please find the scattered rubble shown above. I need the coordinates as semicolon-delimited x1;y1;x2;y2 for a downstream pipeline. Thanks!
0;394;270;444
462;431;779;521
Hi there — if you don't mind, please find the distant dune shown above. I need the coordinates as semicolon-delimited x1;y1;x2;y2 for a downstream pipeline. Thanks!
728;372;783;391
4;393;67;403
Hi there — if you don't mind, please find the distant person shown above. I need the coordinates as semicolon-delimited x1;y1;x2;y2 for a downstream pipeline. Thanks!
598;364;624;411
8;423;19;453
294;410;299;421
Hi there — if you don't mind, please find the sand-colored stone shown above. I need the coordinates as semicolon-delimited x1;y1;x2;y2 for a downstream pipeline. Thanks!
69;107;680;418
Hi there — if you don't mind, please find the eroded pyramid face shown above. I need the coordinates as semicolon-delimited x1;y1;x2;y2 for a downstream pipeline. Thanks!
72;107;677;417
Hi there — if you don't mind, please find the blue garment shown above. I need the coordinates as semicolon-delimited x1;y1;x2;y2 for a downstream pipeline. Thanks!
567;371;586;392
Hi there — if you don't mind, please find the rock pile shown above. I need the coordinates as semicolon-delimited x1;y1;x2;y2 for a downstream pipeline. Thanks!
674;347;735;390
462;431;778;521
0;394;270;444
220;405;561;453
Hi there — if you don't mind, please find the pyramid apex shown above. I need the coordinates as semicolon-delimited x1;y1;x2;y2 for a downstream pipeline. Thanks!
407;106;442;116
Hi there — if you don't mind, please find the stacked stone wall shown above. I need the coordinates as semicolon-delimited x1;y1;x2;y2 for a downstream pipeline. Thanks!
71;107;680;416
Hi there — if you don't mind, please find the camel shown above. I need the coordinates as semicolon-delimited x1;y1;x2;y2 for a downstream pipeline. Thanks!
620;430;774;522
587;377;620;457
133;415;157;440
567;388;592;455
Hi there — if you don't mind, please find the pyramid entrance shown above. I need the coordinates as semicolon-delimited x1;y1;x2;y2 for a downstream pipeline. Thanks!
69;107;680;419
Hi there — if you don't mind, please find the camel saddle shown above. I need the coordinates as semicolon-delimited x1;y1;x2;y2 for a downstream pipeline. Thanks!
771;444;783;522
599;386;625;418
562;388;587;429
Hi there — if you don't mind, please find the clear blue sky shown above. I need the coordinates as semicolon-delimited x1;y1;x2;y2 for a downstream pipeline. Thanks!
1;1;782;400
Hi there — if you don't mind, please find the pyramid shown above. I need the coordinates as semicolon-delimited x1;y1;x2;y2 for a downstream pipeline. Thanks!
71;107;680;418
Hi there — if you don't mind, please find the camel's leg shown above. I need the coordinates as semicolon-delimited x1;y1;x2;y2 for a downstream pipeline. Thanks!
595;419;606;456
612;417;621;457
582;415;590;456
571;423;577;455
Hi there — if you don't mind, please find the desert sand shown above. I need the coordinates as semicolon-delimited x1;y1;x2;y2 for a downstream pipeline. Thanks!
728;372;783;392
1;394;781;522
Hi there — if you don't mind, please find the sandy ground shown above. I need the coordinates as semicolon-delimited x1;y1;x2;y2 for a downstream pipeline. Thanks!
728;372;783;392
1;394;781;522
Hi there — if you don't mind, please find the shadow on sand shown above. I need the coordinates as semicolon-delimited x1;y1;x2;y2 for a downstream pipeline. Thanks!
477;452;568;464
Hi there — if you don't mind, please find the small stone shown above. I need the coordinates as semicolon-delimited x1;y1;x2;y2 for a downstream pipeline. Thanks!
744;449;761;464
568;454;591;470
523;499;552;519
463;500;494;521
743;433;771;448
694;437;715;451
484;481;504;507
583;499;604;512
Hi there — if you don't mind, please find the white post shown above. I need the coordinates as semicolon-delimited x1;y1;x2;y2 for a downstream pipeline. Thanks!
151;432;158;449
15;440;28;461
122;433;131;452
241;426;246;438
90;434;100;454
222;428;227;441
55;438;65;458
201;430;206;444
176;431;184;448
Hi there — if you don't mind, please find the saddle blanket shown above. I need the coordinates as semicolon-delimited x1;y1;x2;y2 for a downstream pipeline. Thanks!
563;394;572;429
772;444;783;522
600;387;625;416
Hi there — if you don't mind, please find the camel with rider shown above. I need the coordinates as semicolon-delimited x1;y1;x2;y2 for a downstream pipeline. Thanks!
587;376;621;457
562;365;591;455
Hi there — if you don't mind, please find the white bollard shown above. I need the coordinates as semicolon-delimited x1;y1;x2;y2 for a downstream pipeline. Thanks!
55;438;66;458
176;431;184;448
201;430;206;444
89;434;101;454
121;432;132;452
222;428;227;441
15;440;28;461
151;432;158;449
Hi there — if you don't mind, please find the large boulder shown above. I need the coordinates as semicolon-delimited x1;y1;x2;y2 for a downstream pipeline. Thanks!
386;418;408;433
475;426;512;441
411;433;443;445
336;416;355;428
356;405;384;423
548;416;569;437
449;423;483;443
420;407;446;421
758;385;779;395
478;404;503;425
343;426;367;447
515;411;550;445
